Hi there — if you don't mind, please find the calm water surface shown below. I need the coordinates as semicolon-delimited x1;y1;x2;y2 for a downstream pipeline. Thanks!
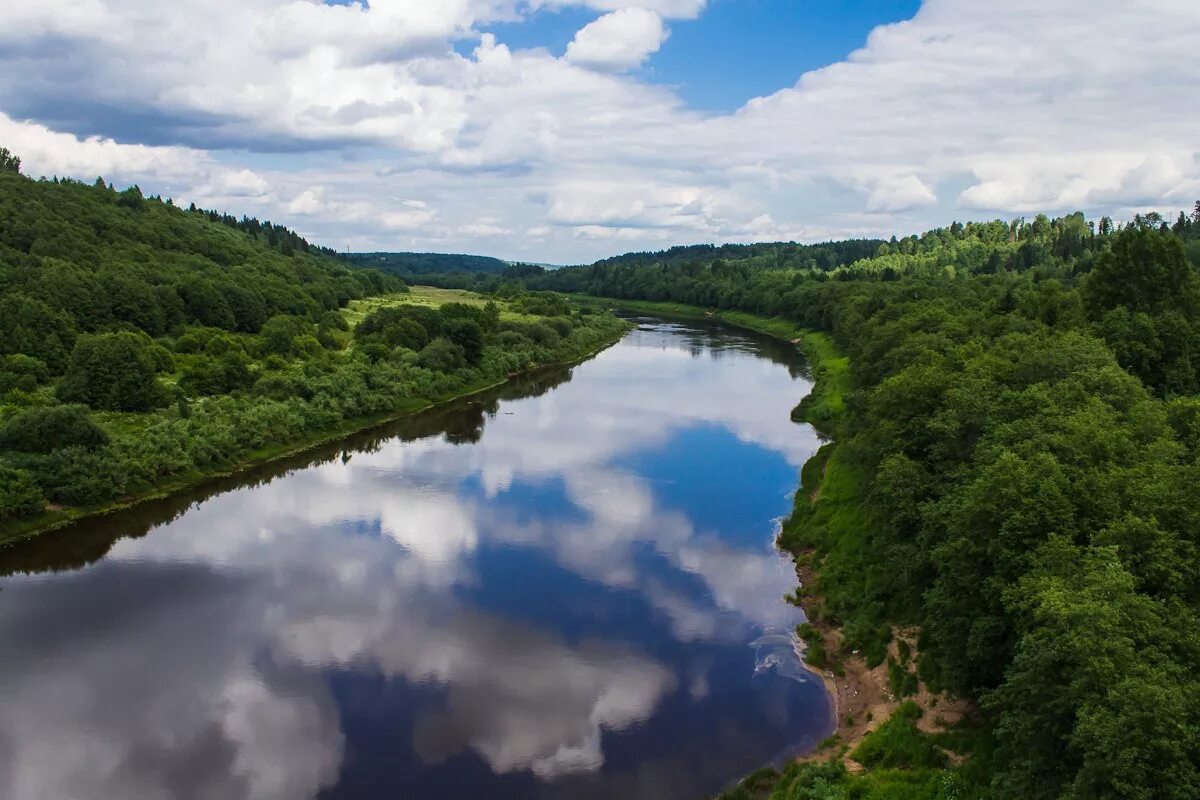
0;319;832;800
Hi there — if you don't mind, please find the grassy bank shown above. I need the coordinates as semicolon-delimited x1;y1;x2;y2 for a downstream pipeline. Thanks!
1;304;631;547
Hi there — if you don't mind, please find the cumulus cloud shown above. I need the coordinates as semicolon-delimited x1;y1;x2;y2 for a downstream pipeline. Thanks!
0;0;1198;261
565;8;668;70
865;174;937;213
534;0;706;20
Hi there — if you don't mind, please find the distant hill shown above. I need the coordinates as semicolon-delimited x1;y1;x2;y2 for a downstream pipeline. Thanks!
591;240;885;272
342;252;508;276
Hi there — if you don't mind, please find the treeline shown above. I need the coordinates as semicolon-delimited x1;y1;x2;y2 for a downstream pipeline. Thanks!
341;251;509;276
539;208;1200;800
591;238;883;273
0;153;625;534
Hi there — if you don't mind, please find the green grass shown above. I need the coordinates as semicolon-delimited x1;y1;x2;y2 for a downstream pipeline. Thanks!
345;286;538;329
791;331;850;437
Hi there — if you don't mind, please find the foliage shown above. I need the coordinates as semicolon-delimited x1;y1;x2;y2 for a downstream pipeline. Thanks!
0;466;45;519
0;153;628;534
852;703;946;770
56;332;168;411
342;251;508;276
0;405;109;453
558;208;1200;800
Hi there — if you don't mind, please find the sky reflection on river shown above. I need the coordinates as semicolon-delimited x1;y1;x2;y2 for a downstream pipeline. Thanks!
0;320;832;800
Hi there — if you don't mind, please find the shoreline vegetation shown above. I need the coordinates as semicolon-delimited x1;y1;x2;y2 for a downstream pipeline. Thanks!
577;296;980;795
533;213;1200;800
0;156;634;546
0;314;629;546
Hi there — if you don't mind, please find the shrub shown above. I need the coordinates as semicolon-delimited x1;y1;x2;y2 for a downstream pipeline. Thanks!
0;466;46;519
444;318;484;365
56;331;167;411
851;702;946;769
0;404;110;453
416;338;467;372
524;322;559;346
180;352;255;396
0;354;50;393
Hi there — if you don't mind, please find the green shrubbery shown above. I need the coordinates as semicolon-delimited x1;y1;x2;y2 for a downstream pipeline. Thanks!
0;160;626;529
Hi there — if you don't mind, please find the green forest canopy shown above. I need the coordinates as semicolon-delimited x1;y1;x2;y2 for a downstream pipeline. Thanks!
0;155;626;533
532;207;1200;800
341;251;509;275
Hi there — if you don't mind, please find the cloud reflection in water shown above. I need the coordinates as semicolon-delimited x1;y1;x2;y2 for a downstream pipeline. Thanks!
0;321;831;800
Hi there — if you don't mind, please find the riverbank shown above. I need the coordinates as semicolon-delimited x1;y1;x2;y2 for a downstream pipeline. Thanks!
0;321;631;547
572;296;968;771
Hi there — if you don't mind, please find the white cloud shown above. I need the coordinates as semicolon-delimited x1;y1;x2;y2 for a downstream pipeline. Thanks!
0;0;1198;261
380;201;439;230
0;111;208;183
866;174;937;213
533;0;706;20
288;186;327;215
565;8;668;70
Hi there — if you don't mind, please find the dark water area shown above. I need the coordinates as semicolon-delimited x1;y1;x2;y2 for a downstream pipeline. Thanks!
0;319;833;800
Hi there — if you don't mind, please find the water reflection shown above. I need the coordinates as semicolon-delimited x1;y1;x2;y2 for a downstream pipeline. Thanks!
0;319;832;800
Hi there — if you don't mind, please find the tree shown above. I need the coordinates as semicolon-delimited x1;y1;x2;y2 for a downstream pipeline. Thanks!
0;146;19;174
0;293;77;373
444;318;484;365
258;315;314;357
416;338;466;372
0;354;50;393
0;467;44;520
1084;228;1196;315
56;332;167;411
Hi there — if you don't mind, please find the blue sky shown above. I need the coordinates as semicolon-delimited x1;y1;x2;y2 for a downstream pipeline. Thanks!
476;0;921;111
0;1;1196;263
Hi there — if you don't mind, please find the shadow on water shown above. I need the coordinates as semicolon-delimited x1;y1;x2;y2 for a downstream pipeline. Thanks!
0;366;578;578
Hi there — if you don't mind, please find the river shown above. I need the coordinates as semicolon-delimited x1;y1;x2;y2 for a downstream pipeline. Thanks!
0;318;833;800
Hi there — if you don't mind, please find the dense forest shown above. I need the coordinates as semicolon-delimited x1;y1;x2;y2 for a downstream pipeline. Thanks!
341;251;509;276
0;151;626;536
529;209;1200;799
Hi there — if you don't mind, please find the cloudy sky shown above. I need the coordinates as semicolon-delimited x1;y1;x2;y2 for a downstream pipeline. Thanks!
1;0;1197;263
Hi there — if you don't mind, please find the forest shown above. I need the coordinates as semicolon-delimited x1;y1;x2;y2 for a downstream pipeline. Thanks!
0;154;627;538
531;209;1200;800
341;251;510;276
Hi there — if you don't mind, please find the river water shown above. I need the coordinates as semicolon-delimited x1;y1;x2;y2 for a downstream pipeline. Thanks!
0;318;832;800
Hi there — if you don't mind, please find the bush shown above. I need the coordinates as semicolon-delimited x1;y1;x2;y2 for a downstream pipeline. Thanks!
0;354;50;393
524;322;560;346
0;466;46;520
444;318;484;365
416;338;467;372
888;657;919;697
56;331;167;411
30;447;128;506
546;315;574;337
0;404;110;453
257;315;315;358
180;352;255;396
851;702;946;770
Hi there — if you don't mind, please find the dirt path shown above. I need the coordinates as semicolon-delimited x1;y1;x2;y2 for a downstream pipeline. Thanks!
792;557;972;771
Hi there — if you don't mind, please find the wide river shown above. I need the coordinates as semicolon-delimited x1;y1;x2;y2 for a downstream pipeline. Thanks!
0;318;832;800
